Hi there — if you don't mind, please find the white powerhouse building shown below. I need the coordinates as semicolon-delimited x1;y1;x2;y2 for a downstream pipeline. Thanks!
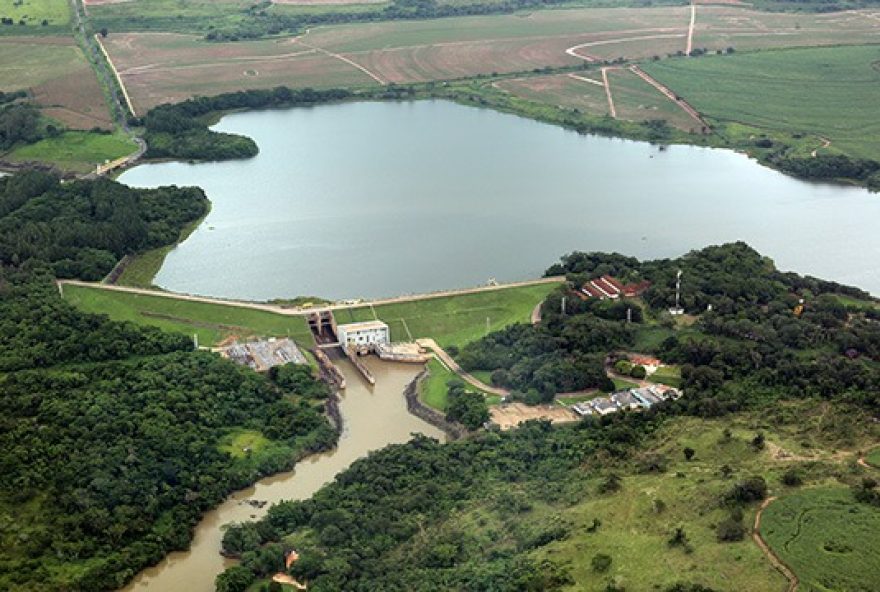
337;320;390;347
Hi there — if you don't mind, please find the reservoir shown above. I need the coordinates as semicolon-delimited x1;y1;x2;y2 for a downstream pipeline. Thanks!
121;359;444;592
120;100;880;300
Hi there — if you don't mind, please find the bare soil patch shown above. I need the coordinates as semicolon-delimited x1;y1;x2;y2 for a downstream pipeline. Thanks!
490;403;578;430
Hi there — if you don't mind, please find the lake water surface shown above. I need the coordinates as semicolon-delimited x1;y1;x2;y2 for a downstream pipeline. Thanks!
120;100;880;299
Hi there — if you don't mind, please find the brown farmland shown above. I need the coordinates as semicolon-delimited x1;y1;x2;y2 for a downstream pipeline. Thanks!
101;5;880;114
0;37;112;130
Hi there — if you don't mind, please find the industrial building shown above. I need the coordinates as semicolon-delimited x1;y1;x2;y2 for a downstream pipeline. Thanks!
570;385;679;417
336;320;390;348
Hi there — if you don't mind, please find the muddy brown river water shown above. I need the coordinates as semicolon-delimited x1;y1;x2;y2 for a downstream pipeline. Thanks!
120;359;443;592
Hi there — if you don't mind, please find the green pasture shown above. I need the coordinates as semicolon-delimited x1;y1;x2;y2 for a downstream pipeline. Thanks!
0;0;69;30
6;131;136;173
761;487;880;592
643;45;880;161
419;358;499;411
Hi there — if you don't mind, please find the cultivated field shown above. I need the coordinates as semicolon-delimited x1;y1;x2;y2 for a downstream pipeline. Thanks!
643;45;880;161
101;32;379;113
761;487;880;591
0;37;113;129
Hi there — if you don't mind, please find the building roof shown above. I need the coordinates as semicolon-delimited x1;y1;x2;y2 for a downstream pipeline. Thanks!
337;320;389;332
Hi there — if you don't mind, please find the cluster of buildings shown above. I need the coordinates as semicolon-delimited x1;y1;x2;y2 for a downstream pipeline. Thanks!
220;337;307;372
581;275;651;300
570;384;679;417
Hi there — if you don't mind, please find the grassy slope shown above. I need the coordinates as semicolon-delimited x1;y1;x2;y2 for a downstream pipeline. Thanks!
340;283;557;348
761;487;880;592
62;284;314;346
532;405;878;591
6;131;136;173
642;45;880;161
63;282;554;349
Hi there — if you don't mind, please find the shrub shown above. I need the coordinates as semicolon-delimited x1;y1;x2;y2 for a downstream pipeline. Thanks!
727;476;768;504
716;517;746;542
781;469;803;487
683;447;695;461
591;553;612;573
630;365;647;379
614;359;633;374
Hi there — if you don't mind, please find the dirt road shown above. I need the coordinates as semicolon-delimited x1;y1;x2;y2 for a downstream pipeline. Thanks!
753;497;799;592
601;67;617;117
686;3;697;56
416;338;509;397
629;65;708;130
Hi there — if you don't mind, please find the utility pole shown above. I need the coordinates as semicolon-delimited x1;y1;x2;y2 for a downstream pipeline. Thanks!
561;296;566;316
193;333;199;350
669;269;684;315
486;316;490;334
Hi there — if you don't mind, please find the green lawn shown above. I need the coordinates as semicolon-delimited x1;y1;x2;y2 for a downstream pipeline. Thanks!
650;365;681;388
420;358;454;411
340;283;559;349
761;487;880;592
0;0;69;29
643;45;880;161
63;281;556;352
611;377;638;391
62;284;313;347
7;131;137;174
219;429;271;459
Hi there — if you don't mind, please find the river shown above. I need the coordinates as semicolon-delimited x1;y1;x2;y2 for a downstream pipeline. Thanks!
119;99;880;300
121;359;444;592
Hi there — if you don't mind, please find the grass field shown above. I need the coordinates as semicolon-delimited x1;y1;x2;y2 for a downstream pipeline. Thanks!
0;0;69;29
0;37;113;130
62;285;314;346
6;131;136;173
866;447;880;468
650;364;681;387
643;45;880;161
218;429;272;459
339;283;558;349
761;487;880;592
63;281;556;350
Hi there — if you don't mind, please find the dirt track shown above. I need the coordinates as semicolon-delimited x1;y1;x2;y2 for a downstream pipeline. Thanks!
601;67;617;117
753;497;799;592
686;3;697;55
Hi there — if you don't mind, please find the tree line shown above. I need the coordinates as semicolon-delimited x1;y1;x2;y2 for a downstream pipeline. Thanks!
0;170;337;590
141;87;352;161
0;171;208;280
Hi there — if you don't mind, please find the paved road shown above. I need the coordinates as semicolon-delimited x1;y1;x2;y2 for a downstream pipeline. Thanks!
416;338;509;397
58;276;566;317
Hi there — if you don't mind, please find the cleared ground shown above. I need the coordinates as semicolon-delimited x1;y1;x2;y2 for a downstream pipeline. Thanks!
761;487;880;592
489;402;578;429
643;45;880;161
0;37;113;130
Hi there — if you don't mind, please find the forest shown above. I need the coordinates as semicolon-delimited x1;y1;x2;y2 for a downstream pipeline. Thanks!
0;171;208;280
142;87;352;161
215;243;880;591
0;170;337;591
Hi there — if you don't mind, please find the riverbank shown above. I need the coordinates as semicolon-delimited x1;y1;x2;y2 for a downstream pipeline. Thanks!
118;359;444;592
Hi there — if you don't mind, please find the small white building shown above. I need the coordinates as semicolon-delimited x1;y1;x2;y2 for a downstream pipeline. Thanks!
337;320;390;348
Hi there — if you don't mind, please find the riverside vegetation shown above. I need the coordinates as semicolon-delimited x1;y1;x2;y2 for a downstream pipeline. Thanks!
213;242;880;591
0;171;338;591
